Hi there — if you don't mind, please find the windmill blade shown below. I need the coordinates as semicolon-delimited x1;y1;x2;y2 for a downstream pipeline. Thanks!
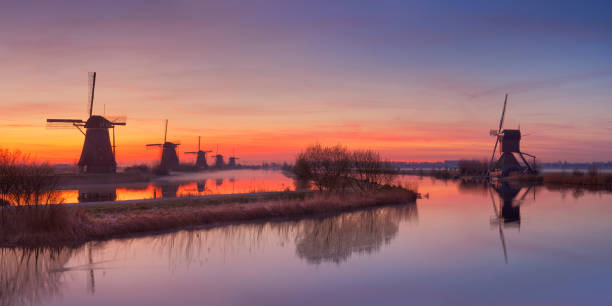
146;143;163;147
46;119;85;129
106;115;127;125
498;94;508;132
489;94;509;169
163;119;168;143
88;72;96;117
47;119;84;123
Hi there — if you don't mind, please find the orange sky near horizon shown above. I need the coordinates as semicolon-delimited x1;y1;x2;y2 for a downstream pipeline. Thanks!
1;1;611;164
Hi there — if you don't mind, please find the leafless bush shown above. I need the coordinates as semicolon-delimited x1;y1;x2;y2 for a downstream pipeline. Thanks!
294;145;398;192
0;149;61;206
293;144;351;192
350;149;398;192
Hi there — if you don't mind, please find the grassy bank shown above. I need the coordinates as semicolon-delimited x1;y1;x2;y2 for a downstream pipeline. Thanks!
0;189;417;247
501;171;612;190
542;171;612;189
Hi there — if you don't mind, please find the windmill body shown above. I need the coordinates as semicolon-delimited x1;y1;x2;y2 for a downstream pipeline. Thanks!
147;120;180;172
213;154;224;168
185;136;212;169
46;72;126;174
160;142;180;170
78;116;118;173
228;149;240;168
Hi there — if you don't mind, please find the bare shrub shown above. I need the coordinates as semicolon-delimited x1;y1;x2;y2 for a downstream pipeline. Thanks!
294;145;398;193
294;144;352;192
0;149;61;206
350;149;398;192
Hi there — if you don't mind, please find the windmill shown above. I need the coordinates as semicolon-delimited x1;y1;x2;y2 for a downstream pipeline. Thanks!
46;72;126;173
488;94;537;177
146;119;180;171
184;136;212;169
228;149;240;167
210;144;224;168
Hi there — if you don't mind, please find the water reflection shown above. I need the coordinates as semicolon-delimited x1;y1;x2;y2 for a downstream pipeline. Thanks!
77;186;116;202
58;170;298;203
0;247;75;306
295;204;417;264
0;204;417;305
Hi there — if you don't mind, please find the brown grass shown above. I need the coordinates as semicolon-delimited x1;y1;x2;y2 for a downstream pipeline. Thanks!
0;189;417;247
542;171;612;189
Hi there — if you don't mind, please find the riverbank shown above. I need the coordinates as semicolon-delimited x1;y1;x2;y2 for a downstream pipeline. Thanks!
0;188;417;247
502;171;612;190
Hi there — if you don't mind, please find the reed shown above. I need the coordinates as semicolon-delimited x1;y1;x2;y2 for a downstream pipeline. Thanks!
543;171;612;189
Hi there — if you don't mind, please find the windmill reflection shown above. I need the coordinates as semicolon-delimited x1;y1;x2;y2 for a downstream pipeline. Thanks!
78;186;117;202
489;181;535;263
197;181;207;193
160;183;180;198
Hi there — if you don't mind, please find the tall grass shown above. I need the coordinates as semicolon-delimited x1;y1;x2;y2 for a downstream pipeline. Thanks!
543;170;612;189
458;159;489;176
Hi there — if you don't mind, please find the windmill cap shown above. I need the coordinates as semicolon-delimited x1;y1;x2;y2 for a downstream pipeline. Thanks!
85;115;113;128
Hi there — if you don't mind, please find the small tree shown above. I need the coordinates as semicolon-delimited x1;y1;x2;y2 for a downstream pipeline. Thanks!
294;145;397;193
351;150;397;192
294;144;351;192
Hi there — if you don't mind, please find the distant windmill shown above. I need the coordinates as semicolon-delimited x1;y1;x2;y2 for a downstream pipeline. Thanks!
210;144;224;168
46;72;126;173
184;136;212;169
228;149;240;167
488;94;537;177
146;119;180;171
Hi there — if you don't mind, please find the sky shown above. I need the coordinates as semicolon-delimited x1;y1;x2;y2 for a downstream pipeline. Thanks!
1;0;611;165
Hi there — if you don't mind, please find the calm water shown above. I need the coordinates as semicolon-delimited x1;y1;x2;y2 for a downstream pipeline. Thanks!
3;176;612;306
58;169;298;203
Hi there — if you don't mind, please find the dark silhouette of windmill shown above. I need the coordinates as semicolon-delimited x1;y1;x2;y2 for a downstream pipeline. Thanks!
210;144;224;168
184;136;212;169
146;119;180;171
228;149;240;167
488;94;537;177
46;72;126;173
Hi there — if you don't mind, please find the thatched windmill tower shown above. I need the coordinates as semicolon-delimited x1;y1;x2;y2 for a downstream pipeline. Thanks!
489;94;537;177
47;72;126;173
184;136;212;169
146;119;180;171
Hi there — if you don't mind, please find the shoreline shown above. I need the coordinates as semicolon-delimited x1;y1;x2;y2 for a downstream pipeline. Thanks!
0;189;418;248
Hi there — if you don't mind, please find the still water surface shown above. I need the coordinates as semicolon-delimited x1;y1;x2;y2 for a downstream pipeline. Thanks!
58;169;297;203
3;176;612;306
